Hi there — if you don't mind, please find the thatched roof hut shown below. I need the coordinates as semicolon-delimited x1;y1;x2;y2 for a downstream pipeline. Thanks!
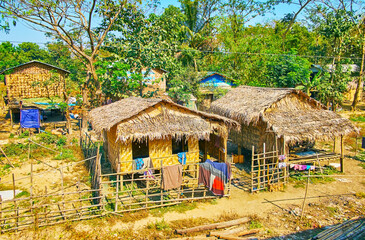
2;60;69;100
210;86;358;153
89;97;239;172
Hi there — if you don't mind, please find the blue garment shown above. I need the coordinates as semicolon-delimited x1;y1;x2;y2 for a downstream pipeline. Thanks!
135;158;144;170
20;109;40;128
178;152;187;165
206;159;230;183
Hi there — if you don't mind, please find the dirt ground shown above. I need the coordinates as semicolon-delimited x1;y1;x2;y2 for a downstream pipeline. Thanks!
0;104;365;239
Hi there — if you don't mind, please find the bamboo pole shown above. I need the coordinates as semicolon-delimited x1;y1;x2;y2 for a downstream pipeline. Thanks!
340;135;344;173
251;145;254;192
0;146;14;168
160;160;163;206
10;109;13;129
59;168;66;220
0;196;2;234
300;169;310;220
175;217;250;235
115;163;120;212
12;173;18;229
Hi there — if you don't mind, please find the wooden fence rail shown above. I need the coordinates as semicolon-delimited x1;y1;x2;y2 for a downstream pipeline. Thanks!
0;132;230;233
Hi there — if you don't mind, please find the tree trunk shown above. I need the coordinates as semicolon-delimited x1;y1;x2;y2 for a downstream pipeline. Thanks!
352;42;365;110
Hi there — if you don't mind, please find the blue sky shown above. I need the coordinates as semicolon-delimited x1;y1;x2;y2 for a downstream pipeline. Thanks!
0;0;301;46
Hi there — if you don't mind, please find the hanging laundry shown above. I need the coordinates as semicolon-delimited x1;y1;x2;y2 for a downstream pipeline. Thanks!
206;159;230;183
178;152;187;165
142;157;153;169
198;165;211;188
290;164;316;171
211;176;224;196
143;169;155;179
199;160;231;196
278;162;287;168
162;164;182;190
133;158;144;170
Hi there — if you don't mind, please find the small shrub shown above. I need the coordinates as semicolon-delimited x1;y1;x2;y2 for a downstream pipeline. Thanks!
16;191;30;198
18;130;29;138
3;143;27;156
147;219;171;231
54;149;75;161
9;133;14;139
359;163;365;169
350;115;365;122
56;136;67;146
37;132;58;145
249;220;263;229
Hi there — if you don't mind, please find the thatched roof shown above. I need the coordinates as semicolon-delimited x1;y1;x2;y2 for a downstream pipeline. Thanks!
88;97;239;142
1;60;70;75
211;86;358;142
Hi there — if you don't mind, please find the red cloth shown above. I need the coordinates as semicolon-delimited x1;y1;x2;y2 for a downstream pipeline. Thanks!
212;176;224;196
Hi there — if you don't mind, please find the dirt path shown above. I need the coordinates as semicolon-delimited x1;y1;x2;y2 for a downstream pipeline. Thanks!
105;156;365;234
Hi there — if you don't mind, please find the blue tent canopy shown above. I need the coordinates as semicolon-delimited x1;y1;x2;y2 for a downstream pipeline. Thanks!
20;109;40;129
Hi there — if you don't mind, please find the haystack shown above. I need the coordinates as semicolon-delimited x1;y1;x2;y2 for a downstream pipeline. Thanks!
89;97;239;172
210;86;358;153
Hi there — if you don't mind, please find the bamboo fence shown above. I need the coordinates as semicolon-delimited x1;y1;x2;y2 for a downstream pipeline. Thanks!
251;143;288;192
0;133;231;233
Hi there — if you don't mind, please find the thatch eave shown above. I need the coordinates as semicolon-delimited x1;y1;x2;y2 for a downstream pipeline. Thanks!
88;97;240;142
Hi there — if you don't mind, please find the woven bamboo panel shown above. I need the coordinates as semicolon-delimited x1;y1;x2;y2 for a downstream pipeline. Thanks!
149;138;172;167
107;126;120;170
7;73;65;99
187;138;199;163
5;62;66;99
120;142;133;172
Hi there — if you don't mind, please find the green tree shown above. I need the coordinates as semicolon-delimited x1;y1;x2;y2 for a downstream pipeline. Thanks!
317;65;352;110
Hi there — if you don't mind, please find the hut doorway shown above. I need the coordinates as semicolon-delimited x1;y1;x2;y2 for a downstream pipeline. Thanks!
132;139;149;159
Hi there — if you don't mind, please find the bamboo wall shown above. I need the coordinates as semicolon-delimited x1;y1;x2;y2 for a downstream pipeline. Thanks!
5;62;66;99
105;132;200;173
116;137;200;172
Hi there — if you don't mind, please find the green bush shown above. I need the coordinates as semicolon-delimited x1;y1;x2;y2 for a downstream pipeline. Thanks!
37;132;59;145
56;136;67;146
18;130;29;138
3;143;28;156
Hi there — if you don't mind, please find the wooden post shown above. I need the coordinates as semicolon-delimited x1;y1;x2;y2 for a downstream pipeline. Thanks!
237;144;241;156
44;186;48;224
340;135;344;173
333;137;336;153
160;160;163;206
77;178;82;218
12;173;18;229
115;163;120;212
59;168;66;220
0;196;2;234
145;175;149;208
10;108;13;129
300;170;310;220
251;146;254;192
224;135;228;163
263;143;266;189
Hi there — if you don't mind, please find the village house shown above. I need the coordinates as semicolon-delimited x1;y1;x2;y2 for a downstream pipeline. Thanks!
1;60;69;127
88;97;239;173
210;86;358;169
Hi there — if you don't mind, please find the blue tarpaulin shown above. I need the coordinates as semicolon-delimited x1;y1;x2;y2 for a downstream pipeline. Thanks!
20;109;40;129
